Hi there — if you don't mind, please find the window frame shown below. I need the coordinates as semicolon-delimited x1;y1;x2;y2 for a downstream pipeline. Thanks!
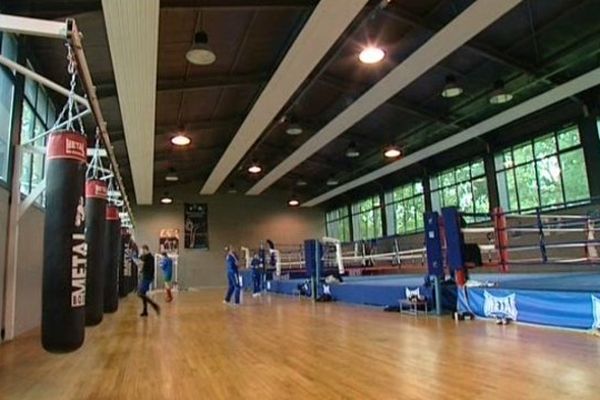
495;126;590;214
325;206;351;242
384;180;426;236
429;158;489;222
350;195;383;241
0;32;18;187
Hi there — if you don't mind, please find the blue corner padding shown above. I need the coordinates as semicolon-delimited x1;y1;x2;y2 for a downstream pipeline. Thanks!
458;286;600;330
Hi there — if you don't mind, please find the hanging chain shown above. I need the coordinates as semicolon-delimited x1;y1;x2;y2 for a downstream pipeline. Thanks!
86;128;106;181
54;43;86;134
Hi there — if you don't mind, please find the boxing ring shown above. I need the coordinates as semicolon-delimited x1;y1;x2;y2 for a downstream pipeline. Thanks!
241;237;443;310
241;206;600;331
445;207;600;330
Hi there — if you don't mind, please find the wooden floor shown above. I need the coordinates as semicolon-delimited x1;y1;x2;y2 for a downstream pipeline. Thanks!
1;290;600;400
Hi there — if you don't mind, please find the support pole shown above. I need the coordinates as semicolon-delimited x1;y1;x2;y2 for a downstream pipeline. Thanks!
431;275;442;316
68;20;134;226
0;14;68;39
0;55;89;107
3;130;23;342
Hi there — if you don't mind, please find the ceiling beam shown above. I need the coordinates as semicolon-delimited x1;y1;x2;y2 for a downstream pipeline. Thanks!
102;0;159;204
0;0;317;18
247;0;524;196
200;0;371;195
303;65;600;207
96;73;267;99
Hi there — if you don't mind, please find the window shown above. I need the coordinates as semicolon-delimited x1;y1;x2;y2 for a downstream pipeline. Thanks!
495;126;590;213
325;206;351;242
384;180;425;236
430;159;489;221
20;64;57;206
351;195;383;240
0;33;18;182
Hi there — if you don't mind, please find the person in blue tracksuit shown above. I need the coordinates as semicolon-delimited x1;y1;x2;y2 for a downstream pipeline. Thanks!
251;253;262;297
259;241;267;292
223;246;241;305
160;252;174;302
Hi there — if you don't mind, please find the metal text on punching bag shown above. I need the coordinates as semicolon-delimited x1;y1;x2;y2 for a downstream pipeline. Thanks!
72;233;87;307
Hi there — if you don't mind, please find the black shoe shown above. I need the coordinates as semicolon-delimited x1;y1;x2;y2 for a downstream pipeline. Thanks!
150;302;161;315
140;311;148;317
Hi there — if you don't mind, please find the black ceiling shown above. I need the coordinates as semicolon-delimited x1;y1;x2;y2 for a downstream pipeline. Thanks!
3;0;600;207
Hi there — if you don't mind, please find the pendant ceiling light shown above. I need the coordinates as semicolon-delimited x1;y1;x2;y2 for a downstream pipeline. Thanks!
186;31;216;66
345;142;360;158
441;75;463;98
359;46;385;64
489;79;513;104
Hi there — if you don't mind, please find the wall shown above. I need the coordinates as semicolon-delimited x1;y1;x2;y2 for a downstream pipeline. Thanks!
133;184;325;288
0;186;45;339
0;188;8;331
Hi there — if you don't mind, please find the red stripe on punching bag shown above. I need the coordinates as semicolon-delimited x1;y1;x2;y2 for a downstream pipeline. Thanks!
47;131;87;162
106;205;119;220
86;180;107;200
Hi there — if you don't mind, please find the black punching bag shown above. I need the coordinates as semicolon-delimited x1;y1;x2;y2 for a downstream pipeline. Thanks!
131;242;139;293
42;131;87;353
118;230;126;298
120;232;132;296
84;180;107;326
103;205;120;313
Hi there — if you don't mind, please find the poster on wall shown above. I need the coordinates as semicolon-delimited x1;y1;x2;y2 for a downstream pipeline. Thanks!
159;228;180;255
184;203;209;250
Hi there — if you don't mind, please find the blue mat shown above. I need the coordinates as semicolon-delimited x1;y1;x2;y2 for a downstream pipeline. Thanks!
459;272;600;330
470;272;600;292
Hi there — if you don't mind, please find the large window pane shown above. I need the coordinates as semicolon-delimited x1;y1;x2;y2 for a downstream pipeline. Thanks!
537;155;563;206
514;164;539;211
0;65;13;181
561;149;589;203
430;159;489;221
471;160;485;177
496;125;589;213
558;127;580;150
534;134;556;160
513;143;533;165
472;177;489;214
326;206;350;242
352;196;383;240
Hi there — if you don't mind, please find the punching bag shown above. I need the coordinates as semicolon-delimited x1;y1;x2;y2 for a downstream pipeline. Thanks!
42;131;87;353
118;230;127;298
120;232;132;296
104;205;120;313
131;241;139;294
84;180;107;326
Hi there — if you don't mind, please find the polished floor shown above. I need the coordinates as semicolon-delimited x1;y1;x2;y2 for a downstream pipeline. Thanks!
1;289;599;400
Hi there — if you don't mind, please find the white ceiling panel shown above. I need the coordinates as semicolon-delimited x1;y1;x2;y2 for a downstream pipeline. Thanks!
102;0;159;204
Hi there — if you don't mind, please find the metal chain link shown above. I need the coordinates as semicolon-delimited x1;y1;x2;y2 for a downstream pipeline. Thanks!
54;43;86;134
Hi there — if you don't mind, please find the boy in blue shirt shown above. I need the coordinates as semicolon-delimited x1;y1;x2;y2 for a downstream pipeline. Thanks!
223;246;241;305
160;252;174;302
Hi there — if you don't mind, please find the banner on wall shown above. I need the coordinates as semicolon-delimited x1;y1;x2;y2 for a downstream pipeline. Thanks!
184;203;209;250
159;228;180;255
